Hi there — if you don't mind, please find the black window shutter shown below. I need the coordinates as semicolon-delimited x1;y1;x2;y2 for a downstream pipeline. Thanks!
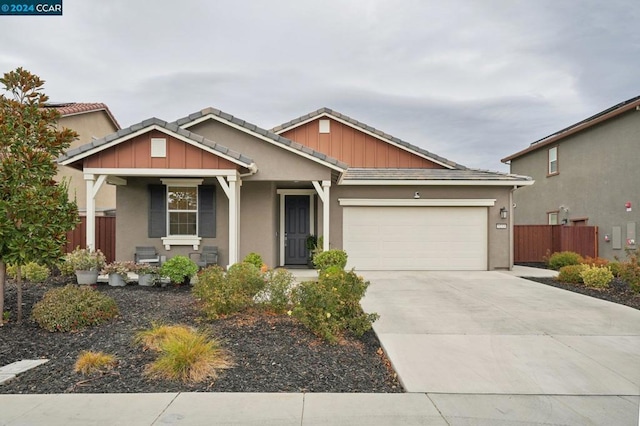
148;185;166;238
198;185;216;238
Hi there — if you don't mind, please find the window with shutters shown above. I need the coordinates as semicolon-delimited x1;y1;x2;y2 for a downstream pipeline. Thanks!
150;179;216;250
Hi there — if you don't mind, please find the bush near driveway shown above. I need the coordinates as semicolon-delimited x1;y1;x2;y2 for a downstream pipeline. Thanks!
292;267;379;343
547;251;583;270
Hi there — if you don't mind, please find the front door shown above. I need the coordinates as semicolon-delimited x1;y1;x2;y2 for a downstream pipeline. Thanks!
285;195;310;265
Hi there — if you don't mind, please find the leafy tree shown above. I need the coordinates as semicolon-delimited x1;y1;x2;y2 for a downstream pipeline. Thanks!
0;68;78;323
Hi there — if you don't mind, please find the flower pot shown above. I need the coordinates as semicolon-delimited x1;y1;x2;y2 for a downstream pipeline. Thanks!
108;273;127;287
75;270;99;285
138;274;156;287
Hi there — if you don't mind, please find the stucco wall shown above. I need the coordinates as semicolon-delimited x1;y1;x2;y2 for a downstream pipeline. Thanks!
239;181;279;267
56;111;119;212
187;121;332;181
509;109;640;259
115;177;230;265
329;185;513;270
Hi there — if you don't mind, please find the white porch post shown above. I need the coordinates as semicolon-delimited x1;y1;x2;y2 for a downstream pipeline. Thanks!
84;174;108;252
84;174;96;251
312;180;331;251
219;174;240;267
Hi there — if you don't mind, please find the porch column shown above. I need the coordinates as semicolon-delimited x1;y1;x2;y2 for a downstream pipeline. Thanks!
85;174;96;251
84;173;108;252
312;180;331;251
227;175;240;267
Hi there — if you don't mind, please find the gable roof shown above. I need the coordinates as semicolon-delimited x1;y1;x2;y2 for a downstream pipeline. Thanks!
57;117;256;171
340;168;533;186
44;102;121;130
173;107;349;172
502;95;640;163
271;107;465;170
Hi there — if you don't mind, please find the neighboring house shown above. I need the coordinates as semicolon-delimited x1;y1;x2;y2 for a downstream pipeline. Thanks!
58;107;532;270
47;102;121;215
501;95;640;260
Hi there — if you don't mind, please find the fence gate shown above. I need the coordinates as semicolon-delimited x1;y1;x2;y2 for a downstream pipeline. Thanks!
514;225;598;263
65;216;116;262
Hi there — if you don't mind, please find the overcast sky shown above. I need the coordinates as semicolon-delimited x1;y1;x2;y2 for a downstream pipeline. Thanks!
1;0;638;171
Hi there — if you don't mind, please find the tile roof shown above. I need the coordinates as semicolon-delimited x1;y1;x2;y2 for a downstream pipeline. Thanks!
341;168;533;182
502;94;640;163
57;117;255;168
271;107;465;170
44;102;121;129
172;107;349;171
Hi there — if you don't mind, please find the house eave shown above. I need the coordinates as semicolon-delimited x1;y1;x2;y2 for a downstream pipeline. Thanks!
338;179;535;187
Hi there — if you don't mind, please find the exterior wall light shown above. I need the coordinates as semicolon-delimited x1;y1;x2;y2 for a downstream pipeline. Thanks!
499;207;508;219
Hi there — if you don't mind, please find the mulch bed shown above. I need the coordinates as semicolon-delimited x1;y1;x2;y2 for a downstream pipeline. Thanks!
0;279;402;394
516;262;640;311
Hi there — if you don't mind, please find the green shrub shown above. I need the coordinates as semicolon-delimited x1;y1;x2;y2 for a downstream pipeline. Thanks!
313;249;348;272
5;262;50;283
608;261;622;277
557;264;587;284
256;268;295;313
31;285;119;332
580;265;613;289
547;251;584;270
242;252;263;269
292;268;378;343
160;256;198;284
619;261;640;293
192;263;265;319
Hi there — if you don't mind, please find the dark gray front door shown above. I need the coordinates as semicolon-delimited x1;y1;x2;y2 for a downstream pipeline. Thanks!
285;195;310;265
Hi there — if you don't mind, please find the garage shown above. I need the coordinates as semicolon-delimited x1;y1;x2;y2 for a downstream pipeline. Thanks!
342;203;488;271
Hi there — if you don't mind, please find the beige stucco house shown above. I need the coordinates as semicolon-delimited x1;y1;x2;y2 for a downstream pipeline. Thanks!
502;95;640;260
48;103;120;215
58;107;532;270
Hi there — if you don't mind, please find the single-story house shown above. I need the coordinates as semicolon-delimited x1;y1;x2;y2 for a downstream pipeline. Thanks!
58;107;533;270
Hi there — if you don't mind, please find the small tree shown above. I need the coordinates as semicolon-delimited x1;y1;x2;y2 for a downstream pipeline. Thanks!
0;68;79;323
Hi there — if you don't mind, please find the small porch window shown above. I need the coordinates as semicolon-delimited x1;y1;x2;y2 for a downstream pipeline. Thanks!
548;211;559;225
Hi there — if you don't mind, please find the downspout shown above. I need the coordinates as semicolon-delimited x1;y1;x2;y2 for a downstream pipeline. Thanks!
509;185;517;270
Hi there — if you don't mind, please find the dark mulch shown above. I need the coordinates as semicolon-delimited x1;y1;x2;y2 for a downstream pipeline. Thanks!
519;263;640;311
524;276;640;311
0;279;401;394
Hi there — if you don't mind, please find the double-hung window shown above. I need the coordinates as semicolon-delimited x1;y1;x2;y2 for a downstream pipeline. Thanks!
149;179;216;250
548;211;558;225
548;146;558;175
168;186;198;236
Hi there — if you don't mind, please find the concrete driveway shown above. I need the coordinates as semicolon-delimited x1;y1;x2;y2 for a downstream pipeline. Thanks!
361;269;640;424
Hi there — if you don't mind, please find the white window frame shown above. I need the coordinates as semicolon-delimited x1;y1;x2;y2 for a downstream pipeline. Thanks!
161;178;203;250
548;146;558;175
548;211;559;225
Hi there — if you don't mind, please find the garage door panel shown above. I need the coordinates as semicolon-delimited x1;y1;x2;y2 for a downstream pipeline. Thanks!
343;206;487;271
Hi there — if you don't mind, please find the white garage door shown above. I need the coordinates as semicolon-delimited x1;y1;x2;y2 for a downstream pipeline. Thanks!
343;206;488;270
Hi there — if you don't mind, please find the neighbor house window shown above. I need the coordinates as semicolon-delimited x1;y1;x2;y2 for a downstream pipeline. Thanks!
548;146;558;175
167;186;198;235
548;211;558;225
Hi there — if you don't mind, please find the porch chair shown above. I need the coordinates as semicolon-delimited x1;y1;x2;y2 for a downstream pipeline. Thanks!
134;246;161;266
189;246;219;269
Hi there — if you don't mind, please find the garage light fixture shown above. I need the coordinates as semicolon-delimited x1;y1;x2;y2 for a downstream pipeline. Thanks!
499;207;508;219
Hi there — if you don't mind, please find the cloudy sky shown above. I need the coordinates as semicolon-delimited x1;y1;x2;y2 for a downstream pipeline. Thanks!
0;0;638;171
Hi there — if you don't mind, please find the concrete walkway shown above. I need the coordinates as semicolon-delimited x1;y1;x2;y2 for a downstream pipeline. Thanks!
2;267;639;425
361;269;640;425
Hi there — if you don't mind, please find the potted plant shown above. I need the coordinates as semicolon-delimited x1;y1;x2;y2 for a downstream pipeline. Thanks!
159;255;198;285
102;261;135;287
306;235;318;268
134;263;159;287
64;247;107;285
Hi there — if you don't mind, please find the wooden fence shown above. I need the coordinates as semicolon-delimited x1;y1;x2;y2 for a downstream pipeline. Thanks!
514;225;598;263
65;216;116;262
